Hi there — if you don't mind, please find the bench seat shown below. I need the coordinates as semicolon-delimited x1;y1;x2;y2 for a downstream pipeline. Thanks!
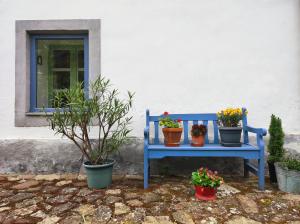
144;109;267;190
148;144;260;159
148;143;258;151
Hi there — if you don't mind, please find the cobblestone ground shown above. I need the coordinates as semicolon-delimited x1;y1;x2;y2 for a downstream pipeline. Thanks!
0;174;300;224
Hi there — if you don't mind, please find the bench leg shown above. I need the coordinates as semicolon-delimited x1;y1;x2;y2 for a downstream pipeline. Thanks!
244;159;249;178
144;155;149;189
148;163;150;180
258;158;265;190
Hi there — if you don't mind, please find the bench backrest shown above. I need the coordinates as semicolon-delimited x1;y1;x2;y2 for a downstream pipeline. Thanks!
146;108;248;145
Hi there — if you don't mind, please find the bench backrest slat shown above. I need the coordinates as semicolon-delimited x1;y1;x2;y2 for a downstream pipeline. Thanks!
242;108;249;144
213;120;219;144
202;120;209;144
154;121;159;144
183;120;189;144
146;109;248;145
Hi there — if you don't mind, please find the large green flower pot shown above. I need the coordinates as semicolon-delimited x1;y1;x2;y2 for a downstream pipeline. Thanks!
84;160;115;189
219;127;242;147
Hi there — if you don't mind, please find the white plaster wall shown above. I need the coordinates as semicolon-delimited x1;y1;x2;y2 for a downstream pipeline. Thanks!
0;0;299;139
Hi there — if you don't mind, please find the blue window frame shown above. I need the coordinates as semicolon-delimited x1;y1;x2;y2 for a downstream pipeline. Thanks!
30;34;89;112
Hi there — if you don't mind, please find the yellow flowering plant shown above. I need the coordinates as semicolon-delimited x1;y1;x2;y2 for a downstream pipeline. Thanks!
217;108;245;127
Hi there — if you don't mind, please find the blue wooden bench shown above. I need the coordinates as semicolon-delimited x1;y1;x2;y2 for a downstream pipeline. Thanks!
144;108;267;190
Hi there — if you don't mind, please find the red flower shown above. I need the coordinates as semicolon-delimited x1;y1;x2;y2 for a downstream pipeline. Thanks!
177;118;182;122
163;112;169;116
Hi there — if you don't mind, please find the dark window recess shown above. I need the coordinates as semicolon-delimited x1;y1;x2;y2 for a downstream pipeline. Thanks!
53;50;70;68
53;71;70;89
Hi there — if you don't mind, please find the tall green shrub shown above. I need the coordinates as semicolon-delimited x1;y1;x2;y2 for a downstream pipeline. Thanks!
45;75;134;165
267;114;284;163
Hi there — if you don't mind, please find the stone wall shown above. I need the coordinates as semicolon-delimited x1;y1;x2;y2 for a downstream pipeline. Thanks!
0;139;82;173
0;138;243;175
0;135;298;175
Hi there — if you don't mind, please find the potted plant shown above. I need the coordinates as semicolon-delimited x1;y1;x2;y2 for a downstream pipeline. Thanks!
275;158;300;193
191;167;223;200
191;124;207;146
267;114;284;183
159;112;182;146
217;108;244;147
45;75;134;189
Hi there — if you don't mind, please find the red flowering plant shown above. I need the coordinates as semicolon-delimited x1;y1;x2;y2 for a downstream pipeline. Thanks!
159;112;182;128
191;167;223;188
191;124;207;137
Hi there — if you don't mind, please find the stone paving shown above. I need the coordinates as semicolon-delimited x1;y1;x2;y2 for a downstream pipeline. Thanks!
0;174;300;224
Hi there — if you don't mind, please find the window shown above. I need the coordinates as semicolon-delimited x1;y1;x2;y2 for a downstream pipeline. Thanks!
15;19;100;127
30;35;89;112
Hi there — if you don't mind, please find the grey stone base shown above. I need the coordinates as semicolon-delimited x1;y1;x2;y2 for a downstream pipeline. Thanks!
0;135;299;175
0;139;82;173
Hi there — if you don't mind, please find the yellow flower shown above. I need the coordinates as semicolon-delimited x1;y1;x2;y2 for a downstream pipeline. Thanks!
219;107;244;117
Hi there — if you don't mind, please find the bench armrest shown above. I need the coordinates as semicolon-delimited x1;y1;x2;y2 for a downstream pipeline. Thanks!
245;125;267;150
245;125;267;136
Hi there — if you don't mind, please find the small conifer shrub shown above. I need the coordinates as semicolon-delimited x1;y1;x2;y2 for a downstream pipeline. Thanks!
267;114;284;163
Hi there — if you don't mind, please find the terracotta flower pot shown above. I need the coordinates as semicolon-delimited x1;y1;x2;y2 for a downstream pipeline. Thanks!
194;186;217;201
162;128;183;147
191;135;205;147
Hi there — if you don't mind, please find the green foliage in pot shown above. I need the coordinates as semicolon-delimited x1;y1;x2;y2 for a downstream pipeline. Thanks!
159;112;182;128
191;167;223;188
281;158;300;171
45;75;134;165
267;114;284;164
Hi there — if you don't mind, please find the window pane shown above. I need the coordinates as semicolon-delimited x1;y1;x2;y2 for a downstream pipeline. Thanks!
53;71;70;89
53;50;70;68
36;39;84;108
77;50;84;88
78;50;84;68
78;71;84;84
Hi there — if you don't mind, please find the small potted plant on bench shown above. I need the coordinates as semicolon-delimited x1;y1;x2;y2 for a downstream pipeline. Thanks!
191;167;223;200
191;124;207;146
267;114;284;183
159;112;182;146
275;157;300;193
45;75;134;189
217;107;244;147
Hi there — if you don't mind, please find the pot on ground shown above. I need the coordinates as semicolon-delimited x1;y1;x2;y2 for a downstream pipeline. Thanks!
194;186;217;201
162;128;183;147
275;162;300;193
191;135;205;147
219;127;242;147
267;161;277;183
84;160;115;189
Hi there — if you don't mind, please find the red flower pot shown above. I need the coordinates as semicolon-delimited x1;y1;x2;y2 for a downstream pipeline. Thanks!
194;186;217;201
